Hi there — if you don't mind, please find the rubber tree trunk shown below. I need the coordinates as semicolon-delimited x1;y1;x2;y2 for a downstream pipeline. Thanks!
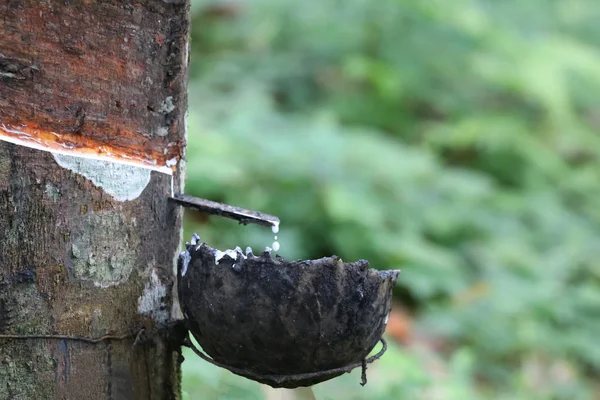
0;2;189;399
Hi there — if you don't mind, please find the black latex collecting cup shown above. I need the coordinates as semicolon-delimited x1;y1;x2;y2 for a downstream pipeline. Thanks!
178;236;399;388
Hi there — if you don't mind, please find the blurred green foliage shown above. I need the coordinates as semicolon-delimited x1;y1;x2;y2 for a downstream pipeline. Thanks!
183;0;600;398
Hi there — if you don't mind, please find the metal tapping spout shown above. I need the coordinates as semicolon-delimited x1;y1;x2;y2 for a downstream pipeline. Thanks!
169;194;280;229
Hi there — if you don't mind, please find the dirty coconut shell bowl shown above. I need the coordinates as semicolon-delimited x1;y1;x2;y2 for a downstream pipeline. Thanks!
177;234;399;388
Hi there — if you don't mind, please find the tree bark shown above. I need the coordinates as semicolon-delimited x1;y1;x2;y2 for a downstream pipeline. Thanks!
0;1;189;399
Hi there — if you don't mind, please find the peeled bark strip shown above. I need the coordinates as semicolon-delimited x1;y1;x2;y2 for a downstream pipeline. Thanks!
0;1;189;399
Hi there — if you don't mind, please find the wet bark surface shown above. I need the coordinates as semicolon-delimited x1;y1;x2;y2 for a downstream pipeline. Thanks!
0;1;189;399
0;0;188;170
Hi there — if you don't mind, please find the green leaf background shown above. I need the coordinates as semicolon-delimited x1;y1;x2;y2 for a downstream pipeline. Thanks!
182;0;600;398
